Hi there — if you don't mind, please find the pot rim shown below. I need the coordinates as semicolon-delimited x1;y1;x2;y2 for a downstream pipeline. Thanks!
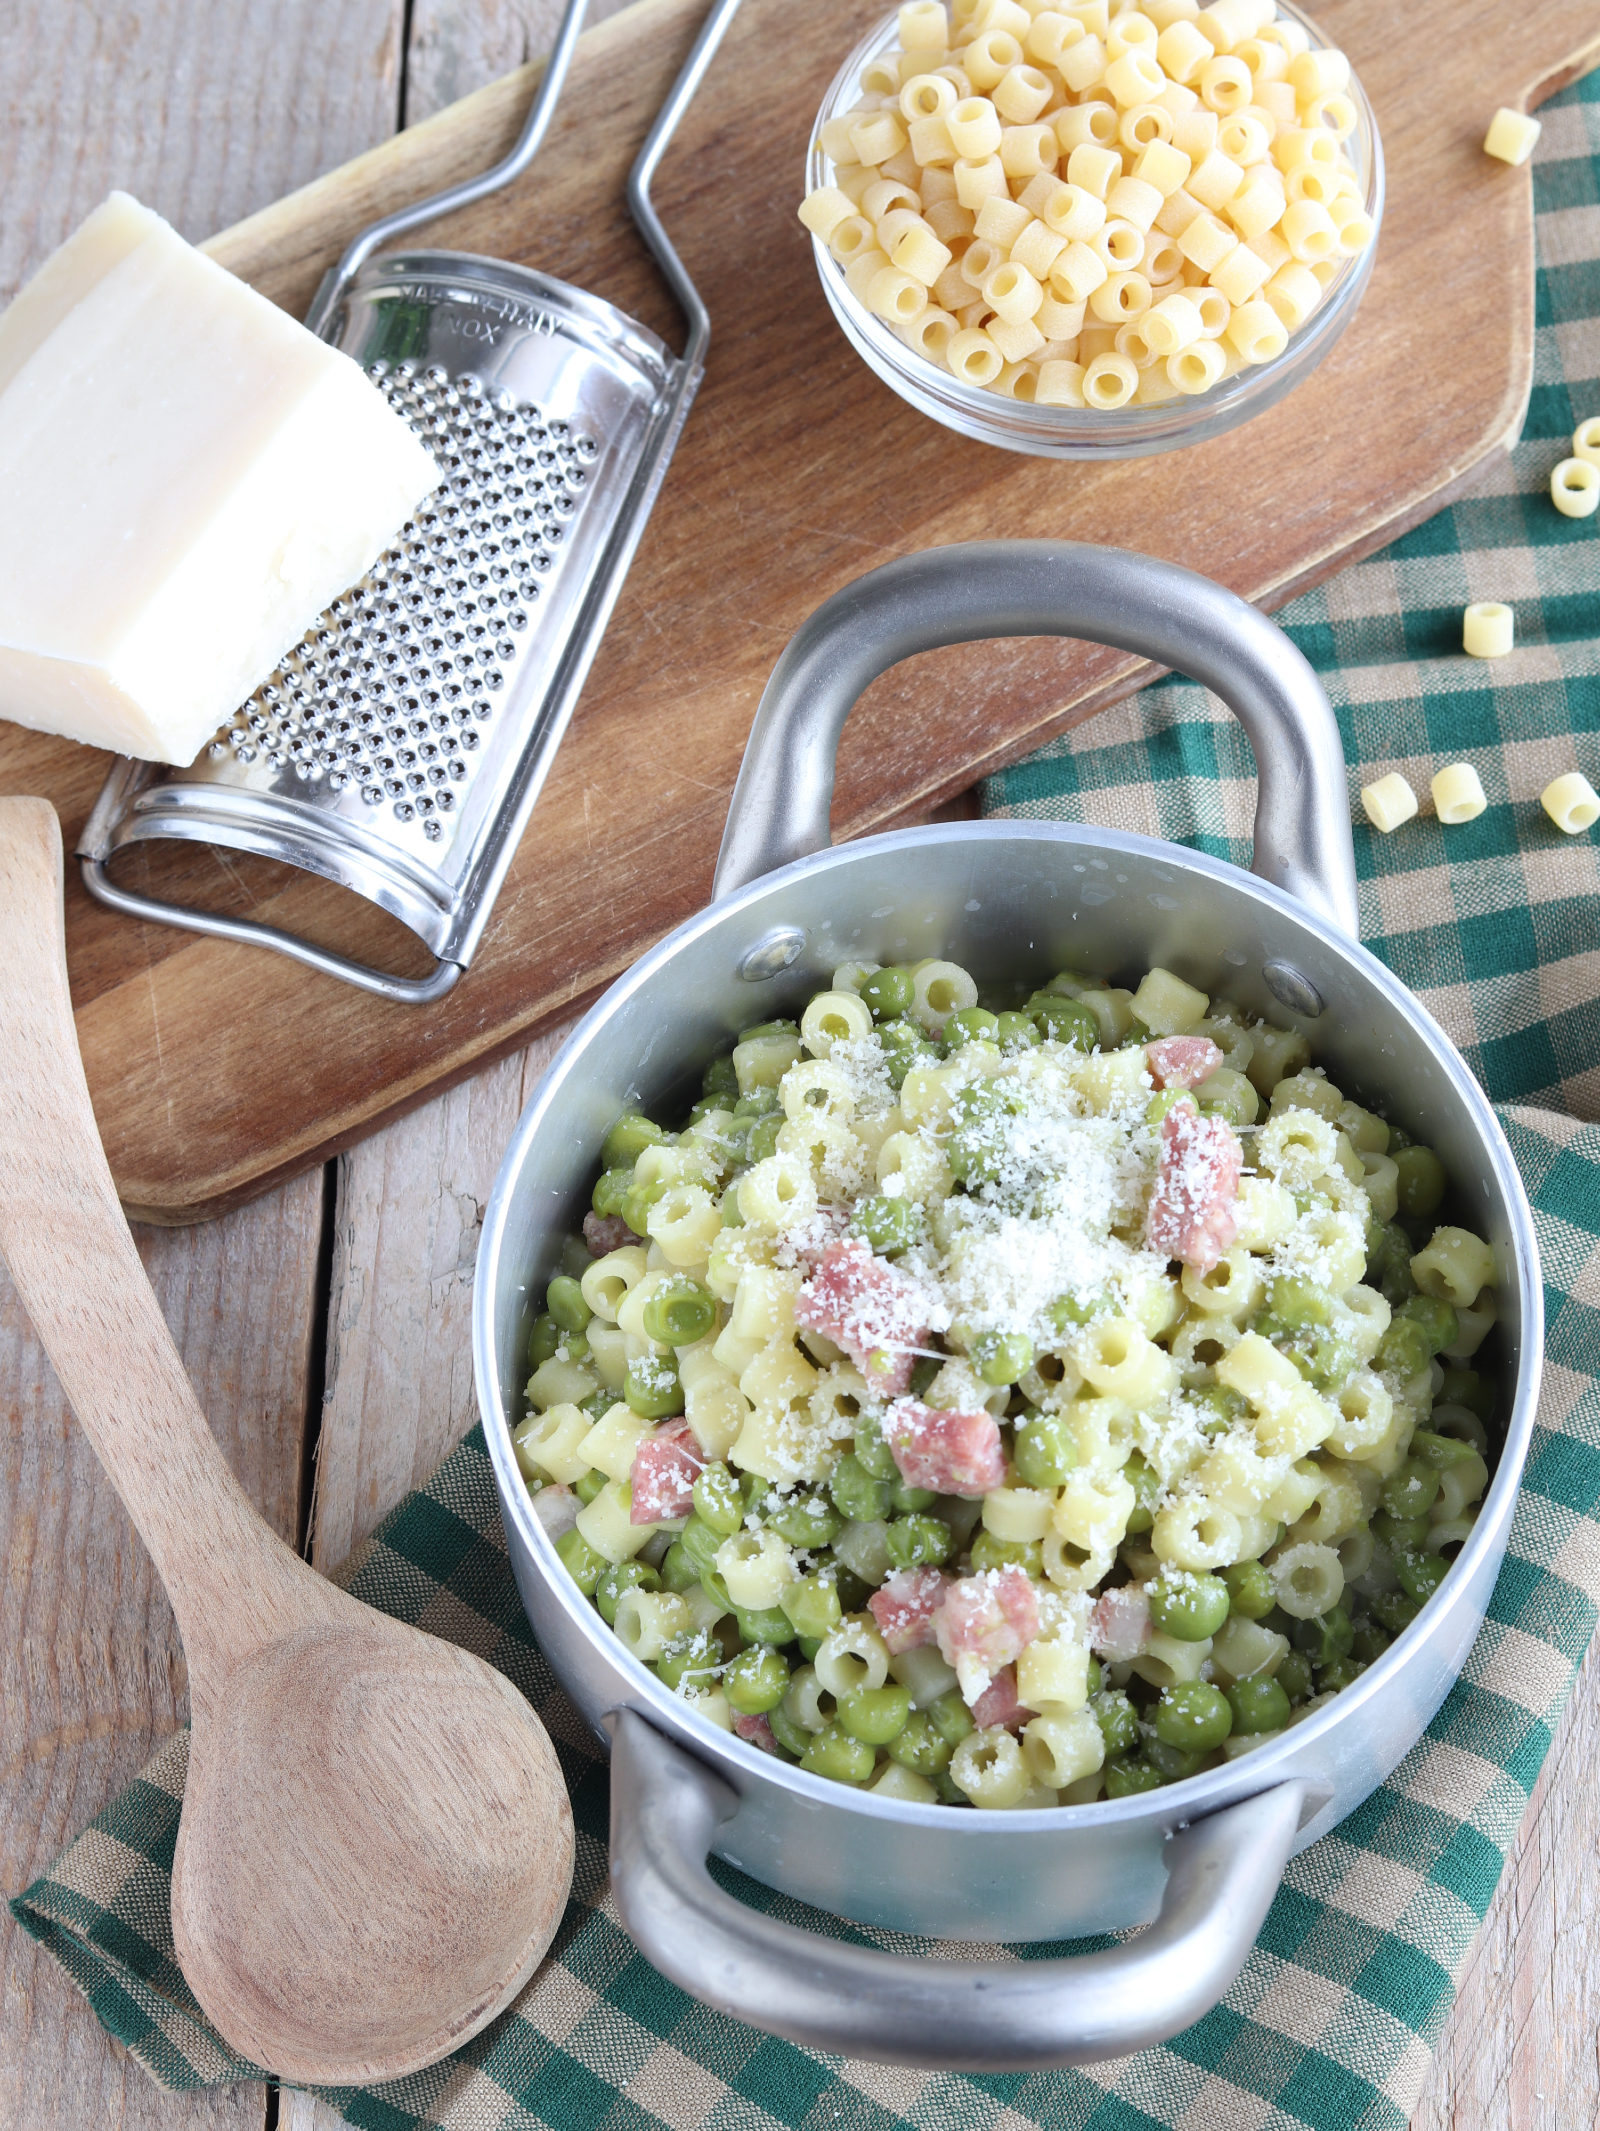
475;814;1544;1833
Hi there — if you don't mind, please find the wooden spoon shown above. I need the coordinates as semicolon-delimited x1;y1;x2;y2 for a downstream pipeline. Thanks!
0;798;574;2085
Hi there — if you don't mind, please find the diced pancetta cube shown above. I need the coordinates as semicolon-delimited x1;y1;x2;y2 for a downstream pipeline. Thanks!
934;1566;1041;1699
884;1400;1008;1498
1147;1104;1241;1272
1089;1583;1151;1663
868;1566;951;1653
733;1712;781;1755
970;1663;1035;1733
1145;1036;1224;1091
629;1420;704;1524
795;1238;930;1396
530;1482;579;1539
583;1211;634;1257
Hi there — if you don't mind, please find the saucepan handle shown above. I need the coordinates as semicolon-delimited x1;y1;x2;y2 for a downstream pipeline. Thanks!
712;541;1358;939
608;1708;1304;2069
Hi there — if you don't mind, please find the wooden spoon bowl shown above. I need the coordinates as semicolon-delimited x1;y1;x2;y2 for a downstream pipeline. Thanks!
0;798;574;2085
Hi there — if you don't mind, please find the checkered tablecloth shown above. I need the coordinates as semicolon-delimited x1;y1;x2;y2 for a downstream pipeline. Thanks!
13;66;1600;2131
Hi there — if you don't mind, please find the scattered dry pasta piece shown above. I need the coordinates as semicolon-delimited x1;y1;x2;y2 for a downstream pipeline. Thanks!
1431;763;1487;825
1483;108;1541;167
799;0;1373;409
1360;772;1417;834
1574;417;1600;467
1462;601;1514;658
1551;458;1600;518
1541;771;1600;835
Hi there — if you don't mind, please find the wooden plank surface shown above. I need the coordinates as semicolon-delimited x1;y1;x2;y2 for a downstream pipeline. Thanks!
5;0;1599;1224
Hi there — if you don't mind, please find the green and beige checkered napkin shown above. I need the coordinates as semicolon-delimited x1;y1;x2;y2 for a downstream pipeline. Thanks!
14;70;1600;2131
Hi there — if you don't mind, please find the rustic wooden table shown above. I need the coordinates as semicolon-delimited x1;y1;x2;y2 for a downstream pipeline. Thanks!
1;5;1597;2127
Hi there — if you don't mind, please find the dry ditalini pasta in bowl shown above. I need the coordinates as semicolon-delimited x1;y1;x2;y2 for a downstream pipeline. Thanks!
800;0;1383;454
474;543;1538;2067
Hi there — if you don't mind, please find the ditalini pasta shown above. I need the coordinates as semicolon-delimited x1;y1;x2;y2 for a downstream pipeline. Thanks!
1462;602;1513;660
1431;763;1487;825
1541;771;1600;835
516;956;1499;1805
1550;457;1600;518
1360;771;1417;834
800;0;1375;408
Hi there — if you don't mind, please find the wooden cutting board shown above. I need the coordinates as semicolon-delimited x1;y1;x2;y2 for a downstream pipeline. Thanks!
6;0;1596;1223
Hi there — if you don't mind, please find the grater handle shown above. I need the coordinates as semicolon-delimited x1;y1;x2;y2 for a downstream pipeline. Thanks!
304;0;592;336
78;858;463;1005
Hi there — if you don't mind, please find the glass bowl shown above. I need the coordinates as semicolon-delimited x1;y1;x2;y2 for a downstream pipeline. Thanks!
805;0;1384;458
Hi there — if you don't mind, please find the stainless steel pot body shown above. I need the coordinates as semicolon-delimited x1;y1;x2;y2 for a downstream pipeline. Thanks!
473;544;1542;2066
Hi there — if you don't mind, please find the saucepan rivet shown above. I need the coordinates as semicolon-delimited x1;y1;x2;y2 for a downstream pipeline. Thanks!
1262;959;1327;1018
737;926;806;981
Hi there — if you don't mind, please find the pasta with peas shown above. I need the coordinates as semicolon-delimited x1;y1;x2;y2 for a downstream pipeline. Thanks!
515;954;1498;1807
800;0;1375;408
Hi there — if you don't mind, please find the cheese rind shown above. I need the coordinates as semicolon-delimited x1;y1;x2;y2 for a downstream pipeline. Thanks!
0;193;439;765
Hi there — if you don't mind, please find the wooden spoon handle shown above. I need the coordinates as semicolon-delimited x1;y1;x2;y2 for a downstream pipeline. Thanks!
0;800;291;1686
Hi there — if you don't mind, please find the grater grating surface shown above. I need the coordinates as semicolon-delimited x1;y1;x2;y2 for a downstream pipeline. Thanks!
79;0;739;1004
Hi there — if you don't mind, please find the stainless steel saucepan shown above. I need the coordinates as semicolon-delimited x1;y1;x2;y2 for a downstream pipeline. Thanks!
473;542;1541;2068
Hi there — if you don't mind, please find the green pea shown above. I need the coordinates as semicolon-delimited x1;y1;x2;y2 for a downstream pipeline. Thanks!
944;1006;1000;1050
642;1275;716;1347
660;1540;700;1593
602;1112;666;1168
1223;1559;1276;1620
1397;1292;1460;1356
1146;1087;1195;1126
800;1723;876;1785
702;1051;740;1100
972;1329;1034;1386
838;1684;914;1745
875;1018;928;1086
1288;1604;1353;1667
1371;1588;1420;1636
553;1527;607;1595
884;1514;953;1569
1105;1755;1164;1797
546;1273;593;1333
725;1645;791;1713
625;1354;682;1418
928;1691;976;1746
621;1176;669;1237
796;1635;823;1662
1350;1618;1391;1665
969;1531;1043;1577
1200;1075;1257;1128
1152;1681;1233;1752
591;1167;633;1219
699;1567;734;1613
595;1560;660;1625
833;1566;872;1615
1438;1367;1494;1422
995;1010;1042;1050
1030;994;1100;1048
1143;1737;1208;1781
1276;1650;1314;1702
747;1114;785;1163
767;1707;812;1759
1380;1458;1441;1522
1122;1450;1159;1535
573;1468;606;1507
887;1710;954;1774
1394;1144;1446;1220
1086;1655;1103;1696
678;1514;723;1578
691;1462;745;1537
932;1770;966;1804
734;1085;781;1119
1119;1019;1152;1049
889;1475;936;1514
738;1018;799;1044
1373;1508;1431;1553
1045;1290;1102;1332
1092;1689;1141;1758
1318;1656;1365;1692
780;1571;843;1641
1367;1221;1418;1304
1376;1317;1433;1381
1410;1428;1480;1471
908;1355;942;1400
860;966;914;1019
1147;1570;1230;1641
1268;1274;1334;1329
1013;1408;1079;1488
527;1313;561;1368
850;1194;925;1257
830;1454;893;1523
656;1630;720;1690
765;1491;845;1549
852;1410;900;1481
1224;1675;1290;1734
735;1604;797;1647
1394;1548;1449;1605
579;1389;613;1422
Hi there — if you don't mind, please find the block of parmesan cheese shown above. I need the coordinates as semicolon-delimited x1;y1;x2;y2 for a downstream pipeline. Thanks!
0;193;439;765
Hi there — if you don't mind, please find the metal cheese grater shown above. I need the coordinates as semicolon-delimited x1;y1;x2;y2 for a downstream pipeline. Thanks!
79;0;739;1004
